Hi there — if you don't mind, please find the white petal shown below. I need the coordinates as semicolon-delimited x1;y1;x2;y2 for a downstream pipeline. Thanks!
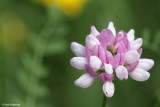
137;59;154;71
90;56;102;72
115;66;128;80
75;73;94;88
91;26;100;37
85;34;100;51
70;57;87;70
104;63;113;74
129;68;150;82
130;38;143;50
71;42;85;57
125;50;140;64
103;81;115;98
108;22;116;37
127;29;135;42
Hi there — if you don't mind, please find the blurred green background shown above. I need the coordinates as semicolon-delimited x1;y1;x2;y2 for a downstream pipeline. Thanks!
0;0;160;107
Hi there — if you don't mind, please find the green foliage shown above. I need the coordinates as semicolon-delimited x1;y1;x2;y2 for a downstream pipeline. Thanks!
142;29;151;46
45;39;67;55
0;1;68;107
30;84;49;98
153;30;160;46
21;53;32;70
17;69;29;91
142;29;160;56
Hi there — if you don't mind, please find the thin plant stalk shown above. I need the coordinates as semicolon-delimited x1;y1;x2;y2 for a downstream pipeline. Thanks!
102;95;107;107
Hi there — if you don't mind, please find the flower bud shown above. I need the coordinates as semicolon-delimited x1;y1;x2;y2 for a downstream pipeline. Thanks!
130;38;142;50
75;73;94;88
137;59;154;71
129;68;150;82
127;29;135;42
91;26;100;37
70;57;87;70
125;50;140;64
89;56;102;72
103;81;115;98
104;63;113;74
71;42;85;57
108;22;116;37
115;66;128;80
85;34;100;51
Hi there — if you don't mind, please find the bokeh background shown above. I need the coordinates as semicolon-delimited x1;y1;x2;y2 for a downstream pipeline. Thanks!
0;0;160;107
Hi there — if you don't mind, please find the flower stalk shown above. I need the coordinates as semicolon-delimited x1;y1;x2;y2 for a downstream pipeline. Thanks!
102;94;107;107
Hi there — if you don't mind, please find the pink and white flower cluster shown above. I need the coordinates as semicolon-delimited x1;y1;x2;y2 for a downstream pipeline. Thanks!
70;22;154;98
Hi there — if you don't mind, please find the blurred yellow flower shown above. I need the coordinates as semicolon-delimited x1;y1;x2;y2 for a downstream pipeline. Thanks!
0;13;30;54
34;0;88;17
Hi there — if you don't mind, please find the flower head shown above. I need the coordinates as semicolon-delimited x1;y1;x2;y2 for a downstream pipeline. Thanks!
70;22;154;98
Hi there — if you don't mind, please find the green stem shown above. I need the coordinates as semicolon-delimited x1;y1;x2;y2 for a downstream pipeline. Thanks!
102;95;107;107
25;22;53;107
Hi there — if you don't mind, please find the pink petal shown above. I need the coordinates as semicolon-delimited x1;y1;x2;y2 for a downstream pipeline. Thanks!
85;64;98;77
122;32;130;51
115;31;124;44
115;31;130;52
85;46;92;62
99;46;107;64
99;73;107;83
93;45;99;57
104;74;114;82
97;29;115;49
99;73;114;82
127;61;139;72
117;42;125;53
110;53;120;68
138;48;142;57
106;51;113;63
123;39;130;51
119;53;125;65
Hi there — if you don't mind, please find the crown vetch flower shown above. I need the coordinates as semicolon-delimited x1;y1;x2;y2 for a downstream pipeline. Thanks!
70;22;154;98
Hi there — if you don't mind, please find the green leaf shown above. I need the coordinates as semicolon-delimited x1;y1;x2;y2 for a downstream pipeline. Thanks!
32;65;48;78
29;33;38;50
13;96;25;107
45;39;67;55
17;69;29;91
32;85;49;98
46;6;64;23
21;53;32;70
54;25;69;38
36;103;53;107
